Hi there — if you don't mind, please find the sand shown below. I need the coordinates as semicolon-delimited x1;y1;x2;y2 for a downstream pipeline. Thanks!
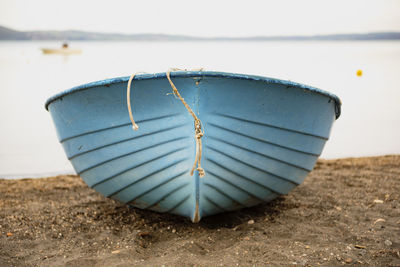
1;155;399;266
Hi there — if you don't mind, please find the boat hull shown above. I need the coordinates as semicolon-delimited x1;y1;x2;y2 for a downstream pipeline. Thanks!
41;48;82;55
45;71;341;222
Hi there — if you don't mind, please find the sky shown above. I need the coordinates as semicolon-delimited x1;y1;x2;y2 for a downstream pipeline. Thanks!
0;0;400;37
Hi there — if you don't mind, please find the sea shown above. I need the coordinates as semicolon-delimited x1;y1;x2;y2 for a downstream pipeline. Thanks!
0;40;399;178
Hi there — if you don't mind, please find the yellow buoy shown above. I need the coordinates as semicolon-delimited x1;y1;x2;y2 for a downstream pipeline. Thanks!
356;70;363;77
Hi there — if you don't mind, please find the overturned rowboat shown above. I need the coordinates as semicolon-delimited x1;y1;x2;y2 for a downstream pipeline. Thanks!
45;71;341;222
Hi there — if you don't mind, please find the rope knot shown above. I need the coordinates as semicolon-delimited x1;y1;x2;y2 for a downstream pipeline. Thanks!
196;167;205;178
195;121;203;138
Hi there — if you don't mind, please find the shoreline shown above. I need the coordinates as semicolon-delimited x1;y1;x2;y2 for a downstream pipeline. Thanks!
1;155;399;266
1;155;398;180
0;170;75;180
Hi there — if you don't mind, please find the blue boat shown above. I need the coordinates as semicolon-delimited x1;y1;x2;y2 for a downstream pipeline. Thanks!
45;71;341;222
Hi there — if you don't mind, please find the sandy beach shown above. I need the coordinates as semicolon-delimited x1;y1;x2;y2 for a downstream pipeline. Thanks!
1;155;399;266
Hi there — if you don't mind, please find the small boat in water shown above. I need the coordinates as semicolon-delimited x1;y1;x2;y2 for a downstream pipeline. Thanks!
45;71;341;222
41;43;81;55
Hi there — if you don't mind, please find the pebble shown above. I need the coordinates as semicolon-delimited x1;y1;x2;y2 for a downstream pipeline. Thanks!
384;240;392;246
373;218;386;224
358;249;367;256
373;199;384;204
345;258;353;264
172;229;176;233
6;232;13;237
355;244;366;249
111;250;120;254
138;231;150;237
248;220;255;225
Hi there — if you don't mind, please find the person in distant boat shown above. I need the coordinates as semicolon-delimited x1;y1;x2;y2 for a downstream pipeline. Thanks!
62;43;69;49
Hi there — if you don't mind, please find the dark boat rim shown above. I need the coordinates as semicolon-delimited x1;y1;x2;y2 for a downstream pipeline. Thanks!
45;71;341;118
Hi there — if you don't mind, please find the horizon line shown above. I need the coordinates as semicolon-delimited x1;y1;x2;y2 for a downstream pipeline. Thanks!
1;24;400;41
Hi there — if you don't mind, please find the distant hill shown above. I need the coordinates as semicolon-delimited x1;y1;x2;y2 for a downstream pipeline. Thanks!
1;25;400;41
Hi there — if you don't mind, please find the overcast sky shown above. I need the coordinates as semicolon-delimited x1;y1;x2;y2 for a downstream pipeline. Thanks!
1;0;399;37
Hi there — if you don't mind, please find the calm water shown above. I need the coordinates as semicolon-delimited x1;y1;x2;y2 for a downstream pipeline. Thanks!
0;41;399;178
